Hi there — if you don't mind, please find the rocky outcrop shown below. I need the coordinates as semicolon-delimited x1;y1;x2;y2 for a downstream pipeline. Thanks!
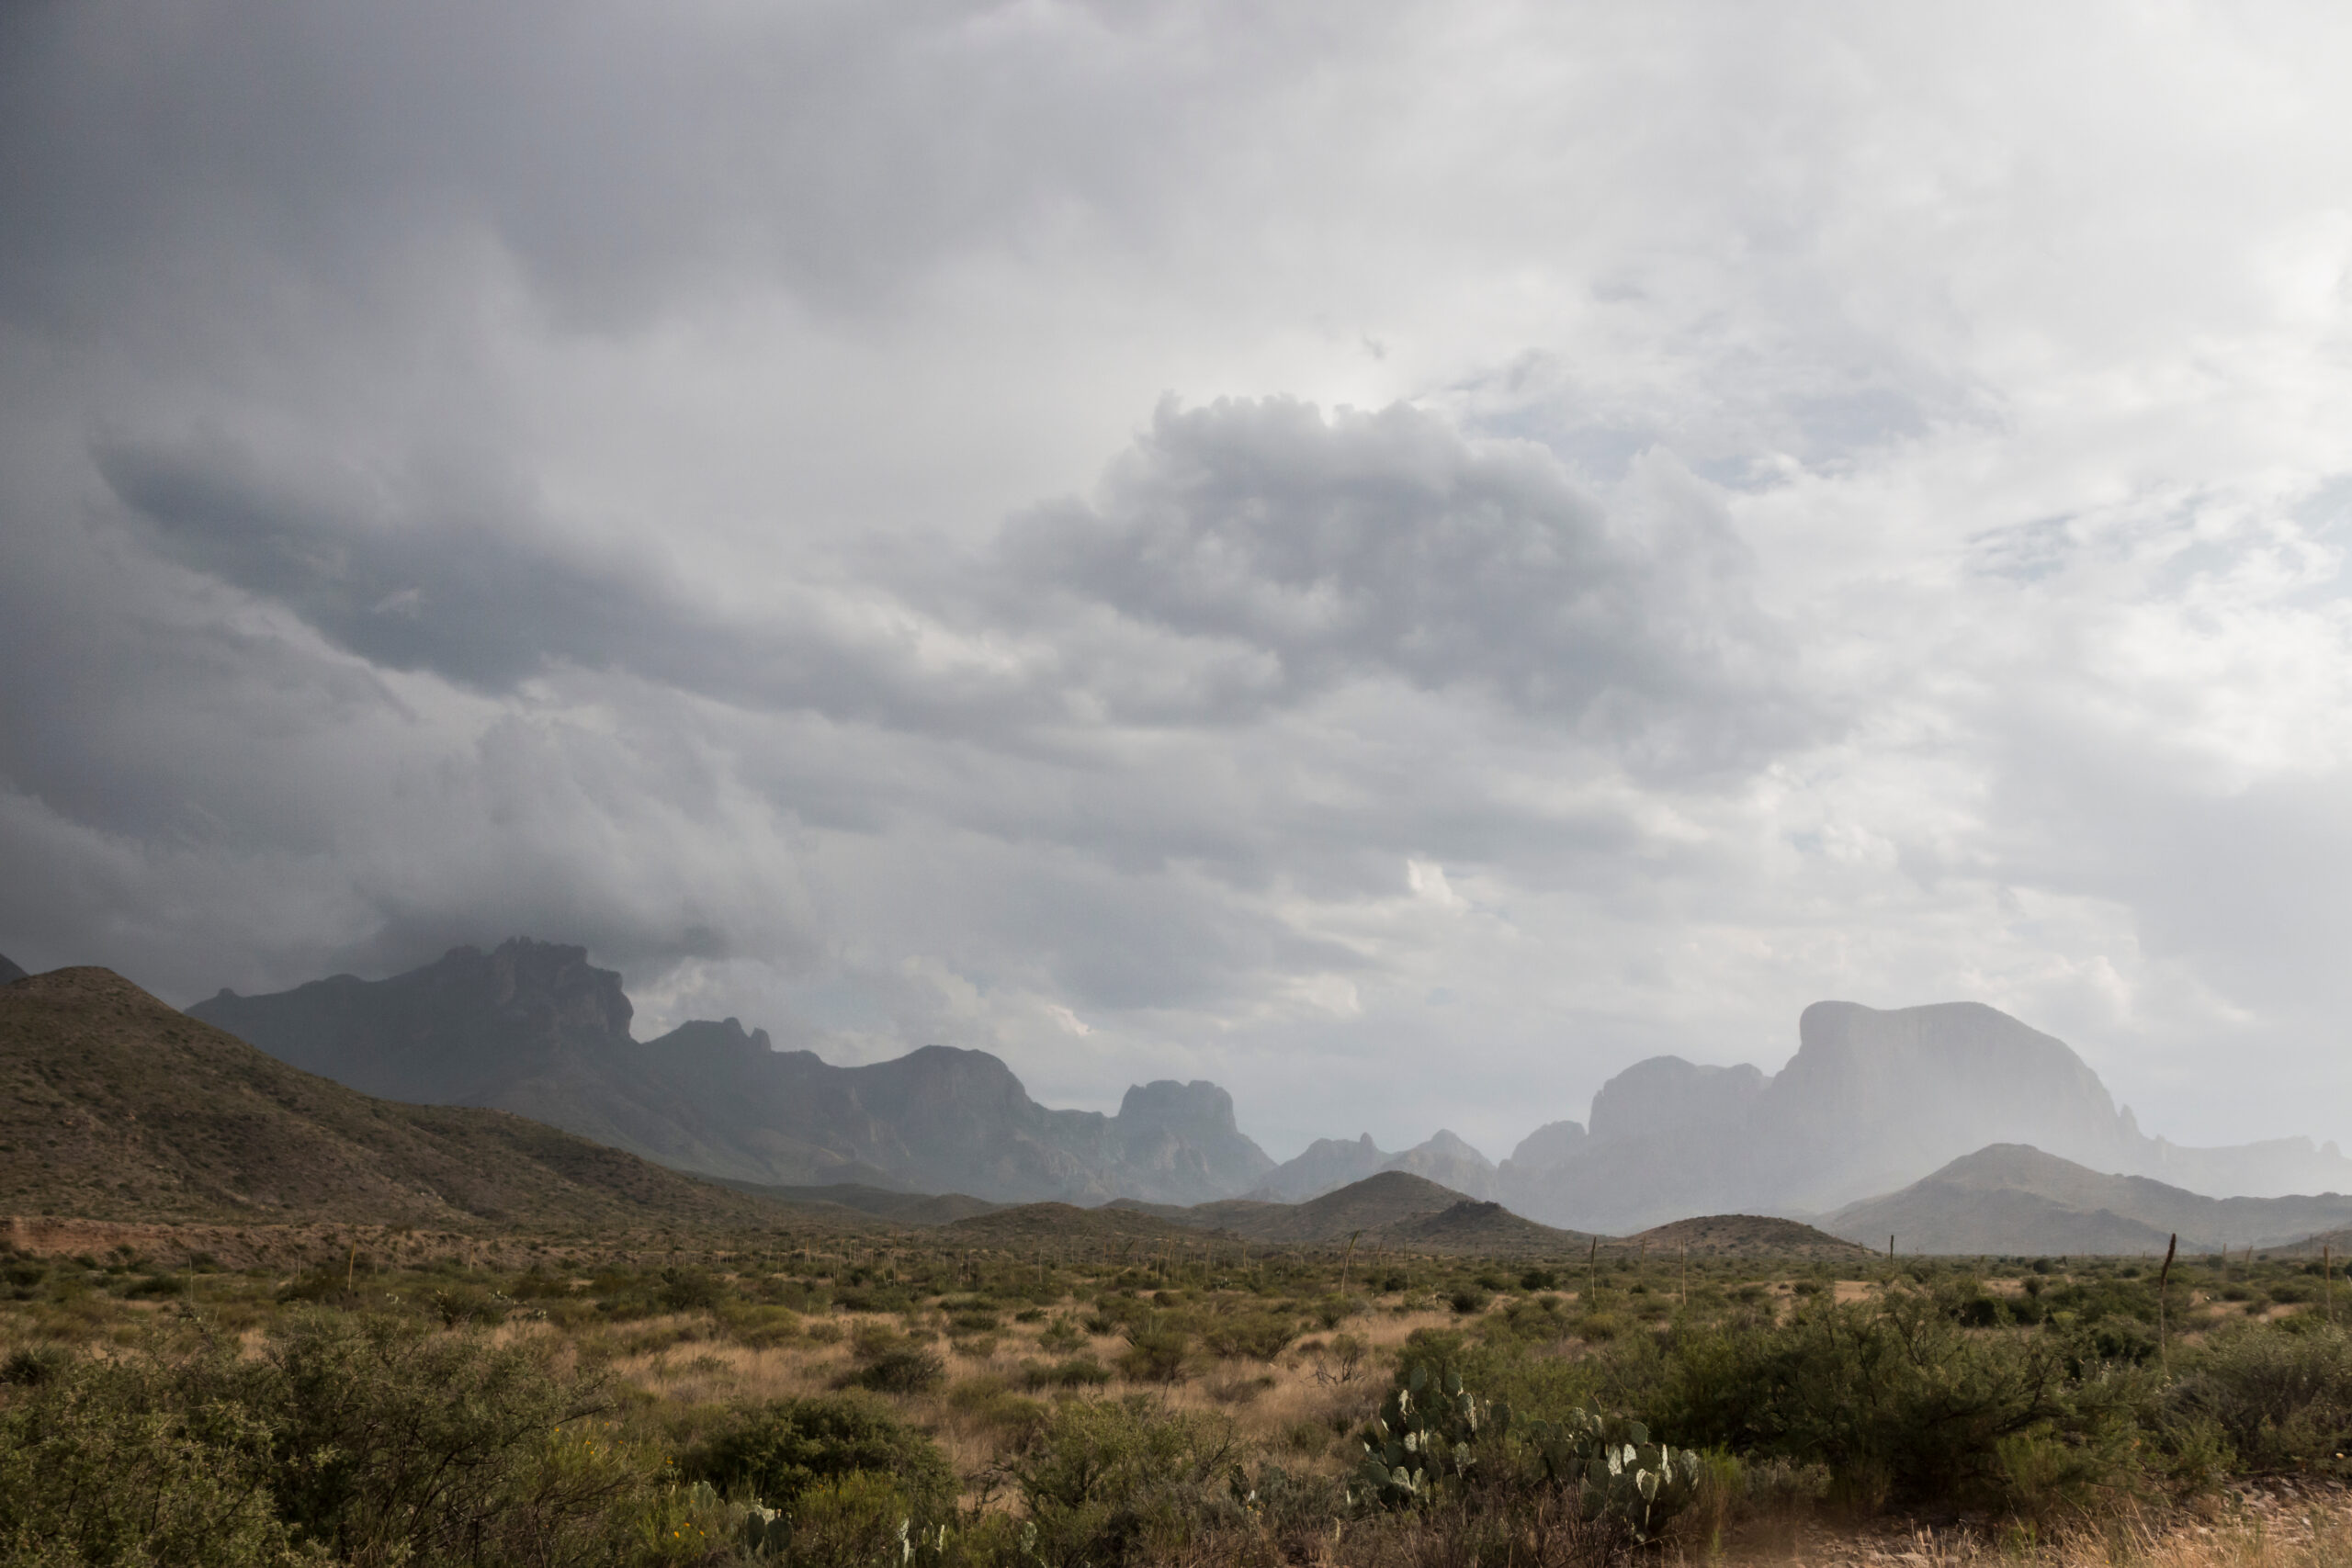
1499;1000;2352;1234
190;939;1276;1205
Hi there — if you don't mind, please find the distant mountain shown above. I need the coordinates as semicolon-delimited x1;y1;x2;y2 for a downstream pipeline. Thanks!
1250;1134;1390;1201
190;939;1274;1206
1626;1215;1876;1260
1824;1144;2352;1257
1385;1130;1498;1200
0;966;786;1229
1251;1129;1500;1203
0;953;26;986
1124;1169;1597;1255
1498;1001;2352;1233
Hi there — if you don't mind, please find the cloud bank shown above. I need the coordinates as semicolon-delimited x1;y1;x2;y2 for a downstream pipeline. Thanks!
6;1;2352;1159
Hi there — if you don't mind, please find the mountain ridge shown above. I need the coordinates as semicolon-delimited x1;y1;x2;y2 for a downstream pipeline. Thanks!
0;965;793;1230
190;939;1275;1206
1825;1144;2352;1256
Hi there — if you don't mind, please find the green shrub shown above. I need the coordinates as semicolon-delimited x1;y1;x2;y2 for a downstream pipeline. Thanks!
659;1267;727;1314
1003;1396;1244;1567
0;1340;289;1567
690;1393;956;1517
853;1344;947;1394
785;1472;913;1568
269;1312;637;1566
0;1345;69;1386
1116;1325;1191;1383
1036;1316;1088;1354
1198;1311;1296;1361
2168;1323;2352;1472
1020;1356;1114;1391
1649;1292;2152;1509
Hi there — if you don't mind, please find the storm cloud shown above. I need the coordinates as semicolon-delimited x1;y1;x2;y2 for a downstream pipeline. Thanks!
7;0;2352;1157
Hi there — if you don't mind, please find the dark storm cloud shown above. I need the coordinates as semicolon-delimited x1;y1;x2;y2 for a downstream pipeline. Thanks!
95;434;1042;734
0;0;1340;332
998;397;1815;769
100;398;1809;773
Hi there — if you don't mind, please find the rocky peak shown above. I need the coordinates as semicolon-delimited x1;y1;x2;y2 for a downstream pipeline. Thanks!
1590;1056;1764;1144
1117;1079;1241;1136
1505;1119;1588;1174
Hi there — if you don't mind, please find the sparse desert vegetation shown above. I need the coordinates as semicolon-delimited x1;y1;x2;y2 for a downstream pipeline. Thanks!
4;1226;2352;1567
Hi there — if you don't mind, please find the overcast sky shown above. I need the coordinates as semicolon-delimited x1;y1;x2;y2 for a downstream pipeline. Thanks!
7;2;2352;1162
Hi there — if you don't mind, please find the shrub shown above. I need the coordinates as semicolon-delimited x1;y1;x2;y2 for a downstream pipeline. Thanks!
1117;1325;1191;1383
1448;1288;1490;1316
269;1312;638;1566
0;1315;643;1568
1650;1292;2152;1509
1199;1311;1296;1361
852;1344;947;1395
1020;1356;1114;1390
1036;1316;1089;1354
1003;1396;1244;1567
659;1267;726;1314
785;1472;913;1568
2168;1323;2352;1472
692;1393;956;1517
0;1344;69;1386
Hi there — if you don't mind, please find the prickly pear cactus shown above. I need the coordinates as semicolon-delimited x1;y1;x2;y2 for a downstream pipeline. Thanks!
1519;1410;1700;1541
1348;1359;1512;1508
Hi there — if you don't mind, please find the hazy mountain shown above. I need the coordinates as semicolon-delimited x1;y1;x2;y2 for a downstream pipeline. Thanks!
0;953;26;986
1144;1168;1596;1255
1385;1130;1498;1200
1251;1129;1500;1203
1250;1134;1391;1201
1500;1119;1588;1180
189;939;1273;1205
0;966;786;1229
1499;1000;2352;1234
1825;1144;2352;1257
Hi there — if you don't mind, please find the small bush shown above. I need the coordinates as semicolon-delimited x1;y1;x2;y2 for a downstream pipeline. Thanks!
1004;1396;1245;1567
1117;1325;1191;1383
689;1393;956;1517
852;1344;947;1394
1021;1356;1114;1390
2168;1323;2352;1472
1198;1311;1296;1361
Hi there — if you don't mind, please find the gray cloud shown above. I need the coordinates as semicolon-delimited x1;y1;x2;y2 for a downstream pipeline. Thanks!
7;0;2352;1160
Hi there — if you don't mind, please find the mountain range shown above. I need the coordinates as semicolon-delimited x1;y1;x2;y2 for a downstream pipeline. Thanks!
15;933;2335;1249
189;940;1274;1205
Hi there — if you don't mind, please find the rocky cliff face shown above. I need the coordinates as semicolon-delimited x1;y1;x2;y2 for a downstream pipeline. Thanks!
1498;999;2352;1234
189;939;1276;1205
